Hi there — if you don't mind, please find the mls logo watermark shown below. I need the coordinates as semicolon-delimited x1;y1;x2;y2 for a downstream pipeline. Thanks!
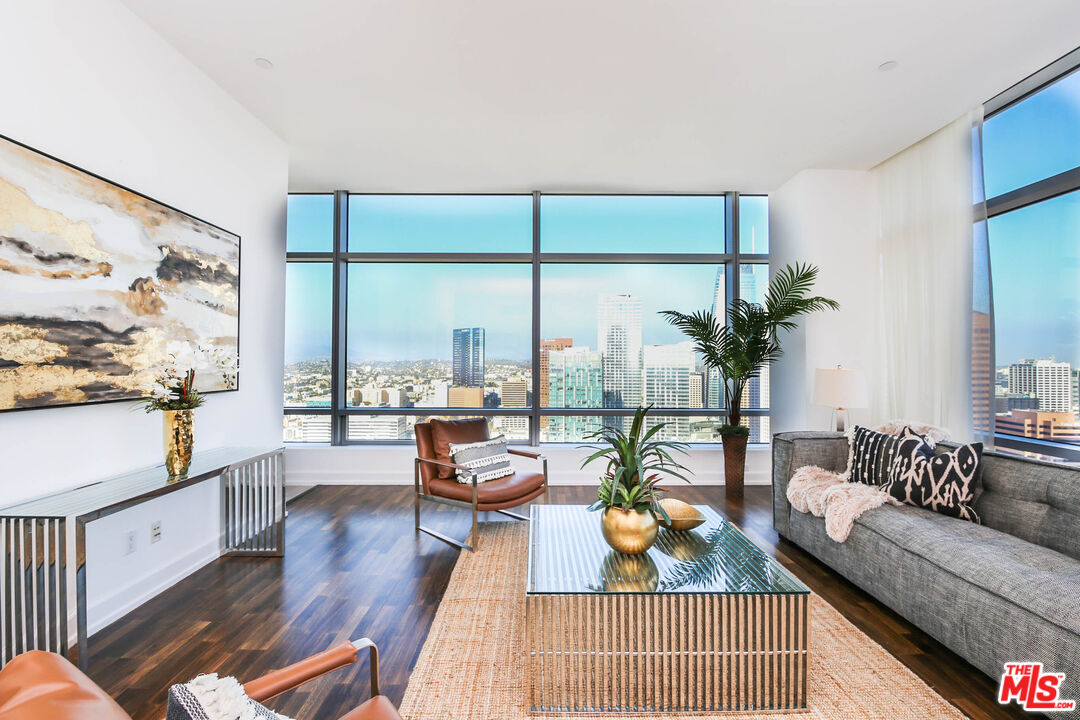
998;663;1076;712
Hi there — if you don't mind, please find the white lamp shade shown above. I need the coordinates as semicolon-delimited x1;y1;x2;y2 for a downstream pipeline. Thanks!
813;367;869;409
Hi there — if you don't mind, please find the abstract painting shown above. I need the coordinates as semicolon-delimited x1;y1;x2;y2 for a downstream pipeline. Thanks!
0;134;240;412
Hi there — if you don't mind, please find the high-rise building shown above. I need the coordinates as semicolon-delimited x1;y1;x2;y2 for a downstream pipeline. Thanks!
995;410;1080;444
500;380;528;408
689;372;704;409
351;386;407;408
597;295;642;430
1010;359;1071;413
448;386;484;408
642;342;696;439
539;338;573;408
347;414;408;440
452;327;485;387
740;365;770;442
972;311;992;434
707;268;726;408
546;346;603;442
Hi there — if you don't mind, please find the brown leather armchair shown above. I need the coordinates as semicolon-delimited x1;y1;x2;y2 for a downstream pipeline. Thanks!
414;418;548;551
0;639;398;720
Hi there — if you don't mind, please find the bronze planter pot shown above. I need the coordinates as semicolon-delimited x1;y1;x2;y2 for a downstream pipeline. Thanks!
600;507;659;555
723;432;748;499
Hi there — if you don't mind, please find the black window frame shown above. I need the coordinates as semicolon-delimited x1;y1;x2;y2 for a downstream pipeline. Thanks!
284;191;769;445
983;47;1080;462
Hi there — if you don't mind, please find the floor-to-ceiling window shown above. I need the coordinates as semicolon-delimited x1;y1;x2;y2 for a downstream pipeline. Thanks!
284;193;769;445
983;57;1080;455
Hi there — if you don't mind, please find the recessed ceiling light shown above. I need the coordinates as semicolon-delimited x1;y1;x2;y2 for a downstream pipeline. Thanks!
254;57;274;70
878;60;899;72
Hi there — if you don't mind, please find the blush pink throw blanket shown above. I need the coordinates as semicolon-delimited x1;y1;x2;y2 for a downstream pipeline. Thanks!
786;466;898;542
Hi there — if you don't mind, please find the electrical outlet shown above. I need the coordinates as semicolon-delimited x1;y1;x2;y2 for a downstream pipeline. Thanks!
124;530;136;555
150;521;162;544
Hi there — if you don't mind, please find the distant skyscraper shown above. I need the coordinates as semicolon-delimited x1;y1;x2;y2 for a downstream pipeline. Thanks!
448;386;484;408
642;342;696;439
452;327;485;387
546;346;603;442
348;415;407;441
1010;359;1071;413
689;372;704;409
707;267;726;408
500;380;528;408
740;264;761;305
597;295;642;429
539;338;573;429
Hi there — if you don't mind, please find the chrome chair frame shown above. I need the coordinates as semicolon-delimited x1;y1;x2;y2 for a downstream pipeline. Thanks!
414;449;548;552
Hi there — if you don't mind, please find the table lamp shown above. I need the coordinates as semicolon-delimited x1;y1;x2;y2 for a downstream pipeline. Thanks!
813;366;868;432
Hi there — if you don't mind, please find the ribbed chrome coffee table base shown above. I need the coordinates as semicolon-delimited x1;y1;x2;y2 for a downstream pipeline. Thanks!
526;592;808;713
526;506;811;713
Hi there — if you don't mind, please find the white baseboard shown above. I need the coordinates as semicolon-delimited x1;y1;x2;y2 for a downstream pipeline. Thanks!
75;538;220;641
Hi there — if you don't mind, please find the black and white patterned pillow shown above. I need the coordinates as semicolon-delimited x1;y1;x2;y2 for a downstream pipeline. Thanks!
448;433;515;484
847;425;905;486
166;674;291;720
883;427;982;522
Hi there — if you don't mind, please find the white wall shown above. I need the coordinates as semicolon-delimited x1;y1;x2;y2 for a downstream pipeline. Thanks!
0;0;288;636
769;169;879;435
286;444;772;487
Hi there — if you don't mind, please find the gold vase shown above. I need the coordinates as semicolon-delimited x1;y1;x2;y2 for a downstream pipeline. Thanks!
601;508;659;555
163;409;194;480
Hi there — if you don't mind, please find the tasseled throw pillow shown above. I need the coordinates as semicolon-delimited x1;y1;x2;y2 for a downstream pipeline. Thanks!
846;425;907;486
448;433;515;483
166;674;293;720
883;427;982;522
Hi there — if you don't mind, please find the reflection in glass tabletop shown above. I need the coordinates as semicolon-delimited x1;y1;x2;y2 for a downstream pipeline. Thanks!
527;505;808;595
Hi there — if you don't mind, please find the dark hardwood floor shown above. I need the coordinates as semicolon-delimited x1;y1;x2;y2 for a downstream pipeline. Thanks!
87;485;1022;720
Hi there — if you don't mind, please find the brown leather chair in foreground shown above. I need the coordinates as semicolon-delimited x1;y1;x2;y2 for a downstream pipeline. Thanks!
0;638;398;720
414;417;548;551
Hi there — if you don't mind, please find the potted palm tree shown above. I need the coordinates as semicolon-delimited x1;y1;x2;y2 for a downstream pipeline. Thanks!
584;406;692;554
662;263;838;498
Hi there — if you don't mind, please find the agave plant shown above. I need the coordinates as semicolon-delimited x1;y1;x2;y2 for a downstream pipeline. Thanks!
661;263;838;435
583;406;692;523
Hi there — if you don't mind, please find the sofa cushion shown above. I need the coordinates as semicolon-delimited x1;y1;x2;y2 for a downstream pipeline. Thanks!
962;446;1080;561
855;504;1080;636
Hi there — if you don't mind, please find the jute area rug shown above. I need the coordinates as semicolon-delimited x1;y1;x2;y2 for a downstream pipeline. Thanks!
399;522;966;719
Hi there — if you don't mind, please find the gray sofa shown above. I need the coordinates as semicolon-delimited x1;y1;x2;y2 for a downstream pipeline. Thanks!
772;431;1080;717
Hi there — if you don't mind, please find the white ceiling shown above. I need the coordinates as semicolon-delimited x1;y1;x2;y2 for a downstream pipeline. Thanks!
122;0;1080;193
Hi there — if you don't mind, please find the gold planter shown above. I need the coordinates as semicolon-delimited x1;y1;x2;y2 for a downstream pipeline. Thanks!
600;507;658;555
163;409;194;480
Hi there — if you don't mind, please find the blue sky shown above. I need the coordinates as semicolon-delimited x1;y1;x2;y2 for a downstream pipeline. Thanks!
984;68;1080;367
287;72;1079;369
285;195;768;363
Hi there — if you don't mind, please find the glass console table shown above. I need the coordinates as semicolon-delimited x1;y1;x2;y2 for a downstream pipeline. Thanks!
526;504;810;713
0;446;284;672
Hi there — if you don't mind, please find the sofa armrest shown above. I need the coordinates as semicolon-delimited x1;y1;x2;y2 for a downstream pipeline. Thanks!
771;432;849;538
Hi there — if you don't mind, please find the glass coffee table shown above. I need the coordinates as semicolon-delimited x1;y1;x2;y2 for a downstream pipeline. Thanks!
526;505;810;713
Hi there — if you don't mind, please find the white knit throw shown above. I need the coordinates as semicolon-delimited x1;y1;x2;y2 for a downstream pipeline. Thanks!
184;674;293;720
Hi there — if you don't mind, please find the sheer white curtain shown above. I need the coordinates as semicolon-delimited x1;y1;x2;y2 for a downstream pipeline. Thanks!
871;109;988;441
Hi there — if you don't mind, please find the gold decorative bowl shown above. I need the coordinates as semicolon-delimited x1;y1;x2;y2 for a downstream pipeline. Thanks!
601;508;659;555
655;498;706;531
